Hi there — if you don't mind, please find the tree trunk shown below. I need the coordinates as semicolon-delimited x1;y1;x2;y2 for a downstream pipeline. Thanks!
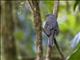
27;0;43;60
33;1;43;60
1;1;17;60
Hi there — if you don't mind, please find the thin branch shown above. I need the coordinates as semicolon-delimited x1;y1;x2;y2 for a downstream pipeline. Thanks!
45;34;53;60
27;0;34;12
54;38;64;59
53;0;59;19
53;0;65;59
66;0;70;13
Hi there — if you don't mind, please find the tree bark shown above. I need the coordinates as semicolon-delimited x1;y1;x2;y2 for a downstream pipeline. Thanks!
27;0;43;60
1;1;17;60
0;1;1;60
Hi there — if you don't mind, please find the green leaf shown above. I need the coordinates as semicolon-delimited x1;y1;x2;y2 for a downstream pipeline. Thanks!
68;44;80;60
74;1;80;11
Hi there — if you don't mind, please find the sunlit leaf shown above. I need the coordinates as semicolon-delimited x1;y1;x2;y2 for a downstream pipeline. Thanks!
74;1;80;11
68;45;80;60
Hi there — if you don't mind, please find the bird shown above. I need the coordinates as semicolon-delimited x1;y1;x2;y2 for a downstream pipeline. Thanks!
44;14;59;47
44;14;59;37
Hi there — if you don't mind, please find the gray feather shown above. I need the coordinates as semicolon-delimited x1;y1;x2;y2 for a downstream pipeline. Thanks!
44;14;59;37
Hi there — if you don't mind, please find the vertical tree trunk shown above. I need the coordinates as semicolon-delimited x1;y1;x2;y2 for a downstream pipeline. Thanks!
33;1;43;60
0;1;1;60
1;1;17;60
27;0;43;60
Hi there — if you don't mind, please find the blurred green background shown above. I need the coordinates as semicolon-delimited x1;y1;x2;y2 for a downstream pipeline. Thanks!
1;0;80;60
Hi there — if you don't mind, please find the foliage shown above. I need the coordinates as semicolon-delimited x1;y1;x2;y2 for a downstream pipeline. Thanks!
74;0;80;11
68;44;80;60
1;1;80;60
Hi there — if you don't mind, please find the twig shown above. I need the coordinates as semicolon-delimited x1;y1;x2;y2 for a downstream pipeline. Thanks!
53;0;59;19
53;0;65;59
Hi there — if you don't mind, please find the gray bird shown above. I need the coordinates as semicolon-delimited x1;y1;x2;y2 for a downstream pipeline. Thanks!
44;14;64;59
44;14;59;47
